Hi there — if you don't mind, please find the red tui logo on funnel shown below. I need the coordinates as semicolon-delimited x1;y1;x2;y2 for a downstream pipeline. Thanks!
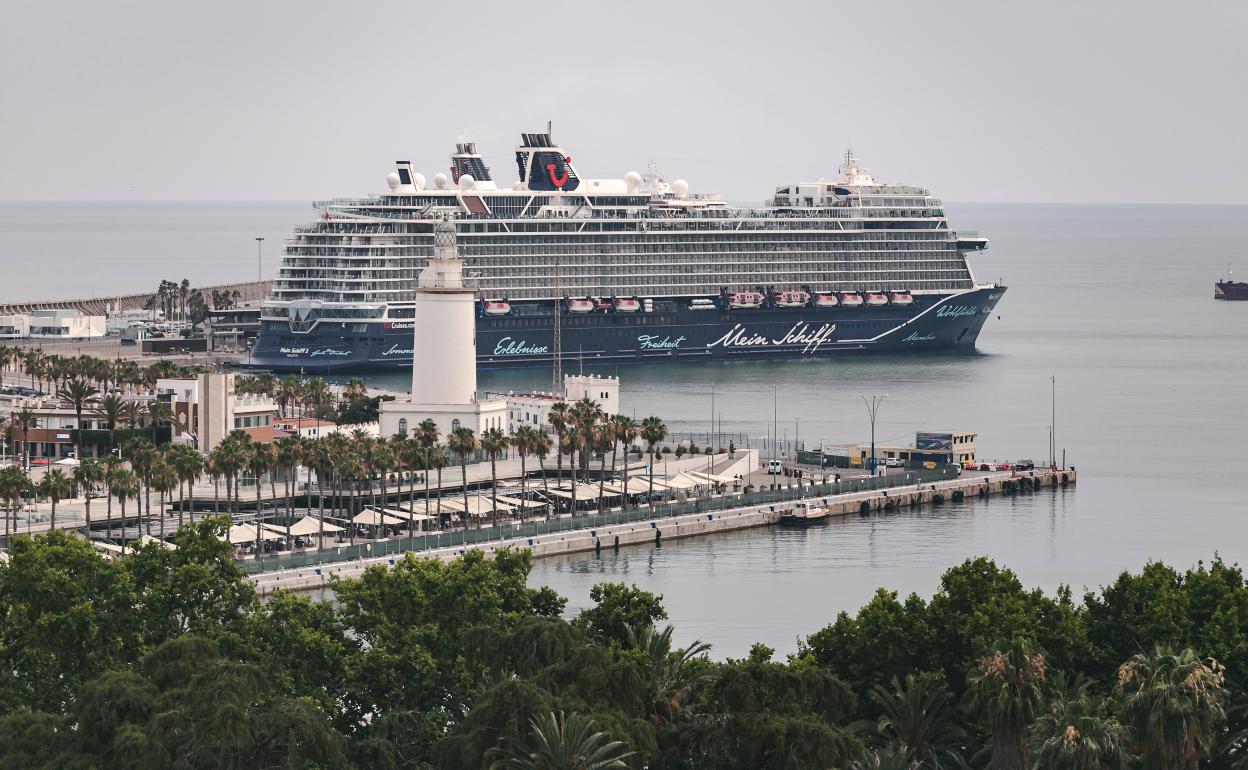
546;156;571;188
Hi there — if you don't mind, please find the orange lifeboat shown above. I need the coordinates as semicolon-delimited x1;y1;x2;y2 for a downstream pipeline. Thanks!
889;290;914;306
864;291;889;307
728;291;765;309
840;291;864;308
566;298;594;313
775;290;811;308
483;300;511;316
614;297;641;312
814;292;839;308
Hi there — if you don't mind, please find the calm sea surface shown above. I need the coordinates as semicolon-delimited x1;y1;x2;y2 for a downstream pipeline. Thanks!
4;202;1247;657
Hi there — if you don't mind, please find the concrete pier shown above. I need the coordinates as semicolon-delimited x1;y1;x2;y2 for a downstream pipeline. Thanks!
251;467;1076;595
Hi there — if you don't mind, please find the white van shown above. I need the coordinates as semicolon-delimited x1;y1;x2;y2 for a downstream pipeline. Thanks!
767;460;783;474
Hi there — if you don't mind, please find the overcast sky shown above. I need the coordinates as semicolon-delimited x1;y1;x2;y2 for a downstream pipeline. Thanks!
1;0;1244;204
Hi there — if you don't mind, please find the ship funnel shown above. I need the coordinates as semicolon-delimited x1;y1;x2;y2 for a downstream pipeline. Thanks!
515;130;581;192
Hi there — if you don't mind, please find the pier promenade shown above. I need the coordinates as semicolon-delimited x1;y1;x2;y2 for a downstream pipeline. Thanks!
250;466;1076;595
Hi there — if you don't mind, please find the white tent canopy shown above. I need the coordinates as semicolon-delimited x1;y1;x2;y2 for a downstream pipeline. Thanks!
376;507;433;522
602;477;655;495
685;470;736;484
547;483;620;501
286;516;345;537
494;494;547;509
438;496;515;516
352;509;409;526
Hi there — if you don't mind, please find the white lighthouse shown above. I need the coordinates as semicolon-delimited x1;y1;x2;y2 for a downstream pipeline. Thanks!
379;218;507;439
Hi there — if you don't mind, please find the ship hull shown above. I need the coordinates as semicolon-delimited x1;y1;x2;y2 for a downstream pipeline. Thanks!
246;286;1005;372
1215;281;1248;300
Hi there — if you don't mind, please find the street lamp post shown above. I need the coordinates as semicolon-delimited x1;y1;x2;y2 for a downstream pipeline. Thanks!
255;237;264;284
858;394;887;477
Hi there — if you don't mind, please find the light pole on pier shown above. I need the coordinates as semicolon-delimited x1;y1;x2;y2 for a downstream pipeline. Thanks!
255;237;264;285
858;394;887;476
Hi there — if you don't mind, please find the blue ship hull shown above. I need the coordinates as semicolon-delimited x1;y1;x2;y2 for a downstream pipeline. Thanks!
247;287;1005;373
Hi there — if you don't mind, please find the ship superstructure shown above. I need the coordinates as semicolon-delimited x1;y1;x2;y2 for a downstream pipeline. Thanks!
252;130;1004;371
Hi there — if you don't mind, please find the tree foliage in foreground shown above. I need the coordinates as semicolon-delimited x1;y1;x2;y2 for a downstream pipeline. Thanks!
2;527;1248;769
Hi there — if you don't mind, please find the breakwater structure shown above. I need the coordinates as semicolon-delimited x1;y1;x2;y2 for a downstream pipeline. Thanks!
0;280;272;316
249;466;1076;596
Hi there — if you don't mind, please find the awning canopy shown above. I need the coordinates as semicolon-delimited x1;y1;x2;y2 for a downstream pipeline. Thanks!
352;509;409;526
602;477;655;495
286;516;345;537
546;483;620;501
685;470;737;484
437;496;515;516
494;494;547;509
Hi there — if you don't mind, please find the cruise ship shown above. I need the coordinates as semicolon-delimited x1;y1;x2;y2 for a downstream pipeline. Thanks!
249;130;1004;372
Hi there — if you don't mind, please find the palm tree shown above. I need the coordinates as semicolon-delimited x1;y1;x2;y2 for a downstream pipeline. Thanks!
124;438;158;529
303;438;332;549
93;393;127;455
593;422;613;514
146;399;174;445
370;442;398;527
479;427;509;528
168;445;202;528
0;466;32;538
303;378;330;420
111;469;139;553
640;416;668;504
414;419;441;524
627;624;713;728
38;468;73;531
427;446;449;529
1030;690;1130;770
512;425;539;524
58;377;99;463
150;461;178;538
447;426;478;527
249;441;276;554
532;430;553;517
965;639;1048;770
570;397;604;480
274;436;303;534
276;375;301;418
73;458;105;537
610;415;639;510
13;407;37;472
1117;646;1227;770
866;674;967;770
548;402;570;486
488;711;634;770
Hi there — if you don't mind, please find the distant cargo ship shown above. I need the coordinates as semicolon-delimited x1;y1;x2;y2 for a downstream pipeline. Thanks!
248;129;1005;372
1215;269;1248;301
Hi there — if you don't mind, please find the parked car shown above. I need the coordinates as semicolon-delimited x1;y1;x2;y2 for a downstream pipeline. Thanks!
884;457;904;468
994;462;1013;471
1014;459;1035;471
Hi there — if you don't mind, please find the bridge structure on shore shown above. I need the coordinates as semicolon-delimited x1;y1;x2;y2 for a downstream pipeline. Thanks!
0;280;273;316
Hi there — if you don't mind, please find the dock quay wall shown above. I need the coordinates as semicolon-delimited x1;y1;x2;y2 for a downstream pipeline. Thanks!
251;468;1076;596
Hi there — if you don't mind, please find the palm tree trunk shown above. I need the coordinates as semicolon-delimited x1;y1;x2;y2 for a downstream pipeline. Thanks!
49;500;56;532
598;452;607;515
158;491;165;538
119;499;127;554
255;472;262;555
460;457;471;529
105;482;113;540
83;494;91;539
436;466;443;530
490;457;498;529
538;454;550;518
317;474;326;550
519;454;527;525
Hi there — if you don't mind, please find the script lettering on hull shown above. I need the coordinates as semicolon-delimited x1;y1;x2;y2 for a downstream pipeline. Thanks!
638;334;686;350
493;337;550;356
708;323;836;354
